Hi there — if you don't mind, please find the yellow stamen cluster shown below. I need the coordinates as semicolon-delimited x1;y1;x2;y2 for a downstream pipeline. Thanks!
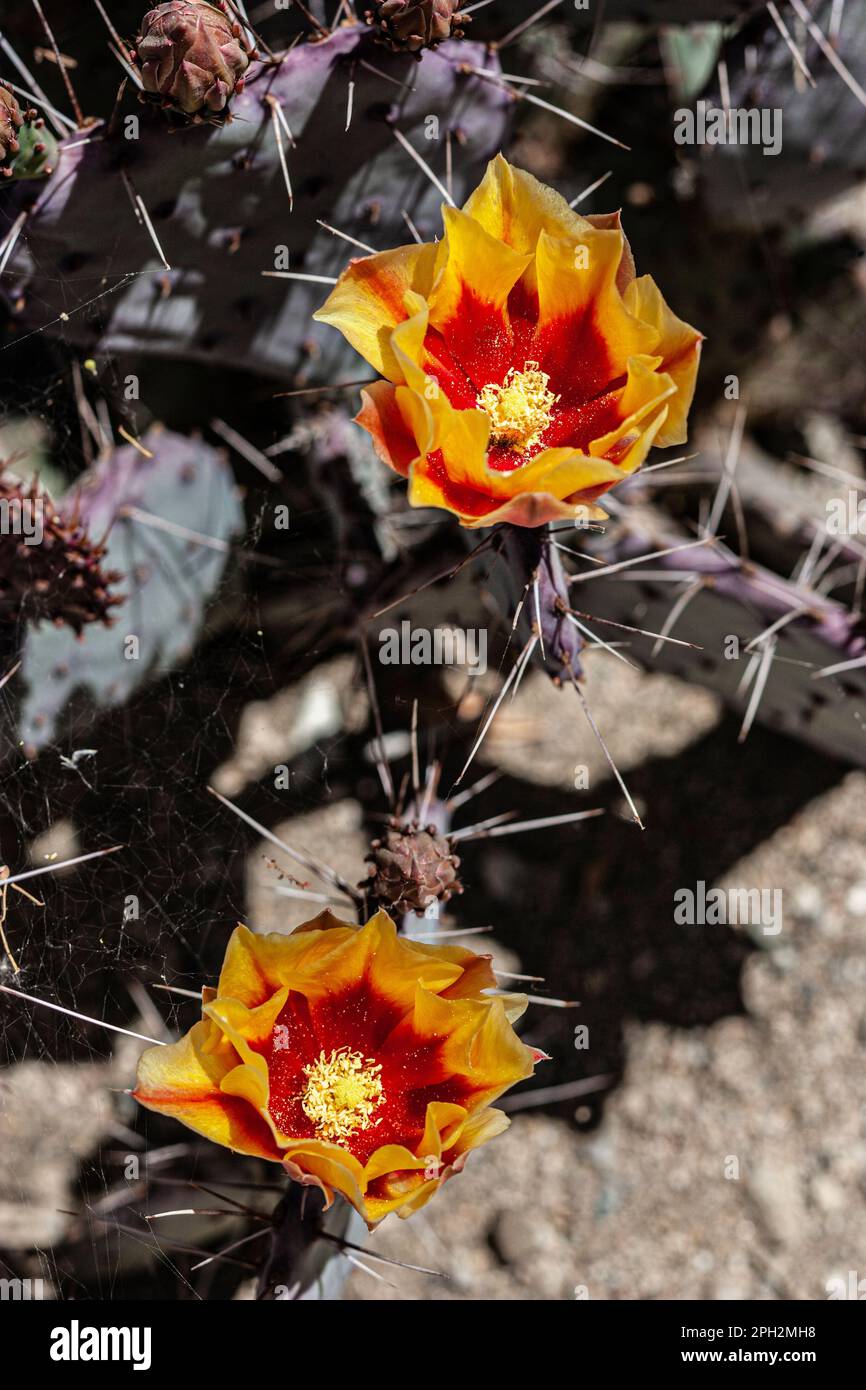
300;1046;385;1142
477;361;559;453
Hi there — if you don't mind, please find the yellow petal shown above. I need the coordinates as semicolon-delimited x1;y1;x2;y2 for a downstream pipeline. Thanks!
623;274;702;445
427;204;531;332
313;241;438;382
463;153;591;256
133;1020;281;1161
535;228;658;377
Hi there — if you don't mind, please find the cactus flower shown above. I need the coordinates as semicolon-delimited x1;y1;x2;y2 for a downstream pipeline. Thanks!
135;0;252;118
314;155;702;528
134;911;537;1224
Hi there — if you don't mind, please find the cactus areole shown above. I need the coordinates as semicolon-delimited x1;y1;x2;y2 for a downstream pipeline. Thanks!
135;0;254;118
366;0;471;53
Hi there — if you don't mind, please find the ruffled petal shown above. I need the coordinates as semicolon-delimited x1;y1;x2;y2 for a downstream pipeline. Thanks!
133;1020;282;1161
535;229;659;401
623;275;703;445
426;205;531;383
356;381;418;478
313;242;438;382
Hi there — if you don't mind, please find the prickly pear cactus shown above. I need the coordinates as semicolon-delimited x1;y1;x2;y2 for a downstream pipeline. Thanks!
579;516;866;767
4;28;509;382
18;426;243;751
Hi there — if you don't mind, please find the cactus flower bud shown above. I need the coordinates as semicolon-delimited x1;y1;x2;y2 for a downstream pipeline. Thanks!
135;0;253;119
365;819;463;915
0;83;23;174
134;911;539;1224
366;0;471;53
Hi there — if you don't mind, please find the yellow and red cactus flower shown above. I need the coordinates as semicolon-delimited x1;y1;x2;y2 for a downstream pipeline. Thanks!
314;154;702;529
134;910;538;1225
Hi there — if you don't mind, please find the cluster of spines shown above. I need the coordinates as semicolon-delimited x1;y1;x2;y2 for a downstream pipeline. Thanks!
0;469;123;633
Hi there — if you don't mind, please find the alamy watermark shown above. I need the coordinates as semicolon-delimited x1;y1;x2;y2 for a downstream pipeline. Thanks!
50;1320;152;1371
0;1276;44;1300
825;492;866;537
674;881;782;936
379;620;487;676
674;99;782;157
0;495;43;545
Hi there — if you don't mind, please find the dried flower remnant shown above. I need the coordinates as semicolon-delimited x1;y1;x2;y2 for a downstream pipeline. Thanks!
134;0;255;119
366;0;472;54
134;911;538;1225
0;470;123;633
364;818;463;915
315;155;702;528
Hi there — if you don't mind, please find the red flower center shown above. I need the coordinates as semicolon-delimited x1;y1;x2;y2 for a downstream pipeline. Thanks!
260;983;471;1165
